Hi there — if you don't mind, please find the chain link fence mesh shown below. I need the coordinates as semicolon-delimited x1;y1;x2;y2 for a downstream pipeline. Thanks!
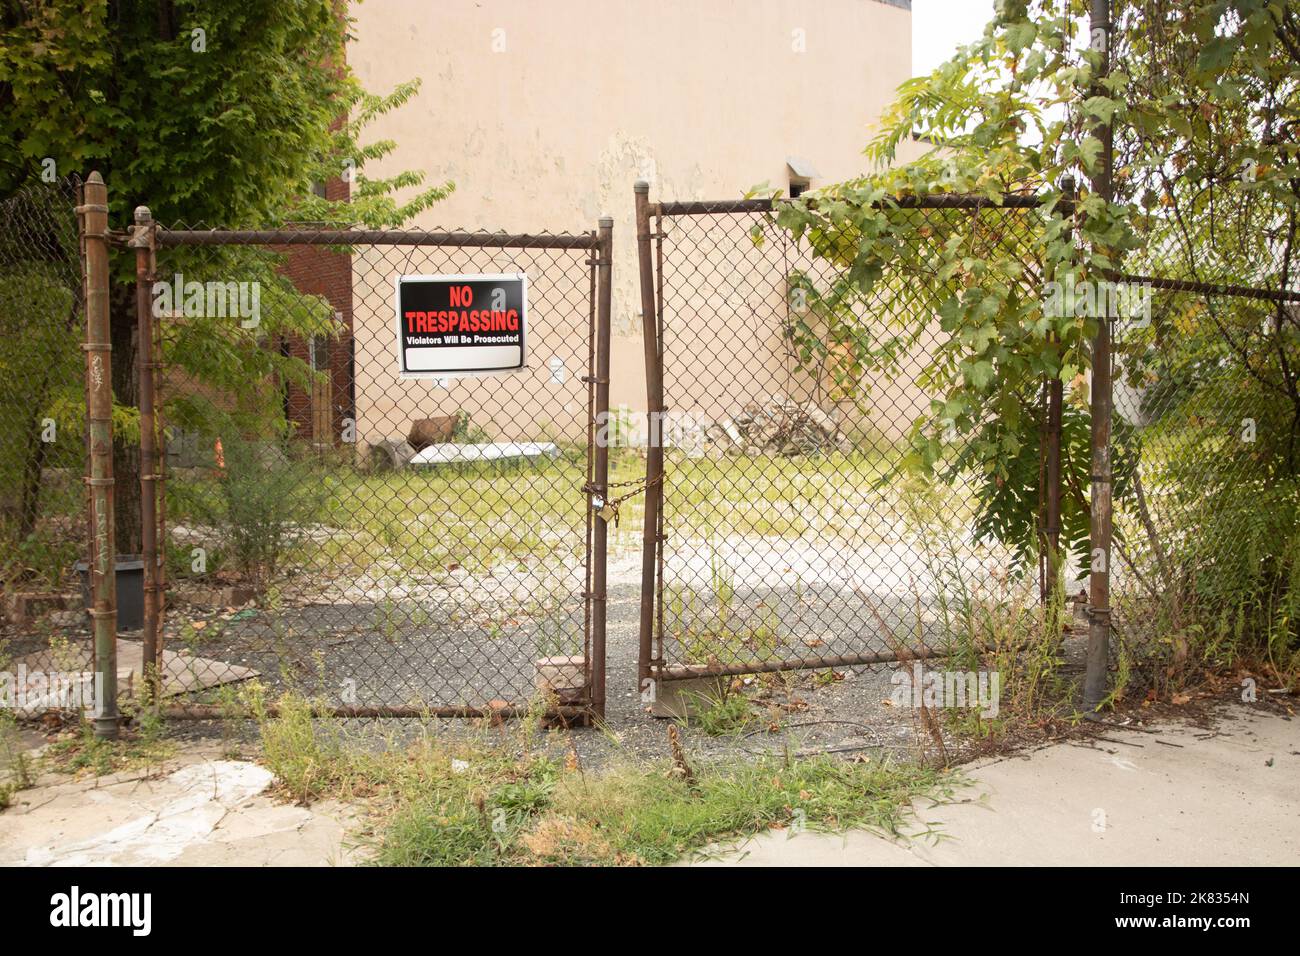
647;202;1052;683
1110;282;1300;685
150;226;601;714
0;177;88;665
647;197;1300;696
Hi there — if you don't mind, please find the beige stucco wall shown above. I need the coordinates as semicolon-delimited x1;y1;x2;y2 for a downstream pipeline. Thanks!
348;0;918;445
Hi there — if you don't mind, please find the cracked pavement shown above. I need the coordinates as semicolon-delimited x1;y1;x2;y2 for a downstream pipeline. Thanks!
0;747;362;867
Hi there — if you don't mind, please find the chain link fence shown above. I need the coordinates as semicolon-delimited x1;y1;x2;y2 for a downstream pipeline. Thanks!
1110;279;1300;691
636;195;1054;689
0;177;88;665
5;174;1296;729
635;188;1300;704
141;222;609;718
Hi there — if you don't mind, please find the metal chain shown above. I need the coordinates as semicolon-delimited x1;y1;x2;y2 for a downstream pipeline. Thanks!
585;471;664;527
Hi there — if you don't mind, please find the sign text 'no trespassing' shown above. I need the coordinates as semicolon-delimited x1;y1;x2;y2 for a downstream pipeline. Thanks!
394;273;527;377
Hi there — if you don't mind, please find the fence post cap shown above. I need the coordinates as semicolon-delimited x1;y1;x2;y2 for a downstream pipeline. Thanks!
633;180;649;194
87;171;104;185
134;205;153;223
598;215;613;227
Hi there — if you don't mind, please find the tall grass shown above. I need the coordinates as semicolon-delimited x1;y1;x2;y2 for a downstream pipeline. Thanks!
894;475;1070;735
248;689;956;865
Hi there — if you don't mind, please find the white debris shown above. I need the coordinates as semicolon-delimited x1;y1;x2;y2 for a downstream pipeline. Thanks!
409;442;561;466
22;761;276;867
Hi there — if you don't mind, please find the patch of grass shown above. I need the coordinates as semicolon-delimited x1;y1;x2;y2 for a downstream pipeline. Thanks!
317;446;613;577
42;713;172;780
247;685;354;803
663;447;903;540
689;689;758;737
46;724;117;776
378;748;951;866
249;690;955;866
667;579;785;669
0;712;35;810
812;668;843;689
166;443;913;591
857;475;1075;753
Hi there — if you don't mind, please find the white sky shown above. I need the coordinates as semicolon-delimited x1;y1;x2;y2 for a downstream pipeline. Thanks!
911;0;998;77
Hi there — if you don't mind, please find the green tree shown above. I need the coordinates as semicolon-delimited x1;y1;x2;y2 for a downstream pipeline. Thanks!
768;0;1299;674
0;0;450;551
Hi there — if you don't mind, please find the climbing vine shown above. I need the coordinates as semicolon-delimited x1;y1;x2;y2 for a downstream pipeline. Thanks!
763;0;1299;576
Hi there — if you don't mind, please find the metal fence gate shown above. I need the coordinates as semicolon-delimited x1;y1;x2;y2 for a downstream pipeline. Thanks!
632;186;1056;695
10;171;1298;733
120;208;613;721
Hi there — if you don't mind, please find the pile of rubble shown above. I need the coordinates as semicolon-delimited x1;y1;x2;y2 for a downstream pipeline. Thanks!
366;415;457;471
700;396;849;457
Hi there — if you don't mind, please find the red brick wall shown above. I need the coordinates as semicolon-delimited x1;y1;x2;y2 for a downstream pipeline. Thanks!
281;175;353;445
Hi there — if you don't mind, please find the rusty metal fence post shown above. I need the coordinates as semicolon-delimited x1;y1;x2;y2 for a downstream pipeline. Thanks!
634;181;664;700
79;171;118;739
130;205;162;703
1084;0;1115;711
588;215;613;718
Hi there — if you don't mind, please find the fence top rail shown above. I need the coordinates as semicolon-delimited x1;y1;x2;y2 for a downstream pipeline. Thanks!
1105;270;1300;304
154;226;600;250
652;192;1057;218
651;191;1298;303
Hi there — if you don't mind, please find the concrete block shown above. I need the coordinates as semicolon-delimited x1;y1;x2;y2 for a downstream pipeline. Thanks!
647;676;728;719
534;654;586;703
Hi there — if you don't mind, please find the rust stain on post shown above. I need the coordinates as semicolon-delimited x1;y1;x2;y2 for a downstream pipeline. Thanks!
133;205;161;703
80;172;119;739
634;182;664;700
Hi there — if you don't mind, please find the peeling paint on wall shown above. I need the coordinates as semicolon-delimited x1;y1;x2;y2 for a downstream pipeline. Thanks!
596;132;660;337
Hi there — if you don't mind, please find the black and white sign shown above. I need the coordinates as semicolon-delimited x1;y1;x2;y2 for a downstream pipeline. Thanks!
394;273;527;377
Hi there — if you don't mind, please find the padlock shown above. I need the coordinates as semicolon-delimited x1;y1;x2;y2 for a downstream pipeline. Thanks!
591;493;618;526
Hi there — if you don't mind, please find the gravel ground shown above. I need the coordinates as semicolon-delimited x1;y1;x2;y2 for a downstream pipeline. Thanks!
149;570;1021;769
3;540;1057;770
132;577;946;768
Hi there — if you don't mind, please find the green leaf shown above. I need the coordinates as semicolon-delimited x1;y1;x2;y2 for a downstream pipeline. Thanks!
1196;35;1240;74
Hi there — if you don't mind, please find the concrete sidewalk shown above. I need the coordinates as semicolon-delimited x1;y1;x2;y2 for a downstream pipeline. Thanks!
0;745;361;867
694;704;1299;866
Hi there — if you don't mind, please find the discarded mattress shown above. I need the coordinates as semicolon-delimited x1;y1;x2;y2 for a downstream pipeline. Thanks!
409;441;561;466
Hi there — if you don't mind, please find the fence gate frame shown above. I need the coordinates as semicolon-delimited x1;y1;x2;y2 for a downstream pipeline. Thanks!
631;180;1100;701
109;190;613;725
